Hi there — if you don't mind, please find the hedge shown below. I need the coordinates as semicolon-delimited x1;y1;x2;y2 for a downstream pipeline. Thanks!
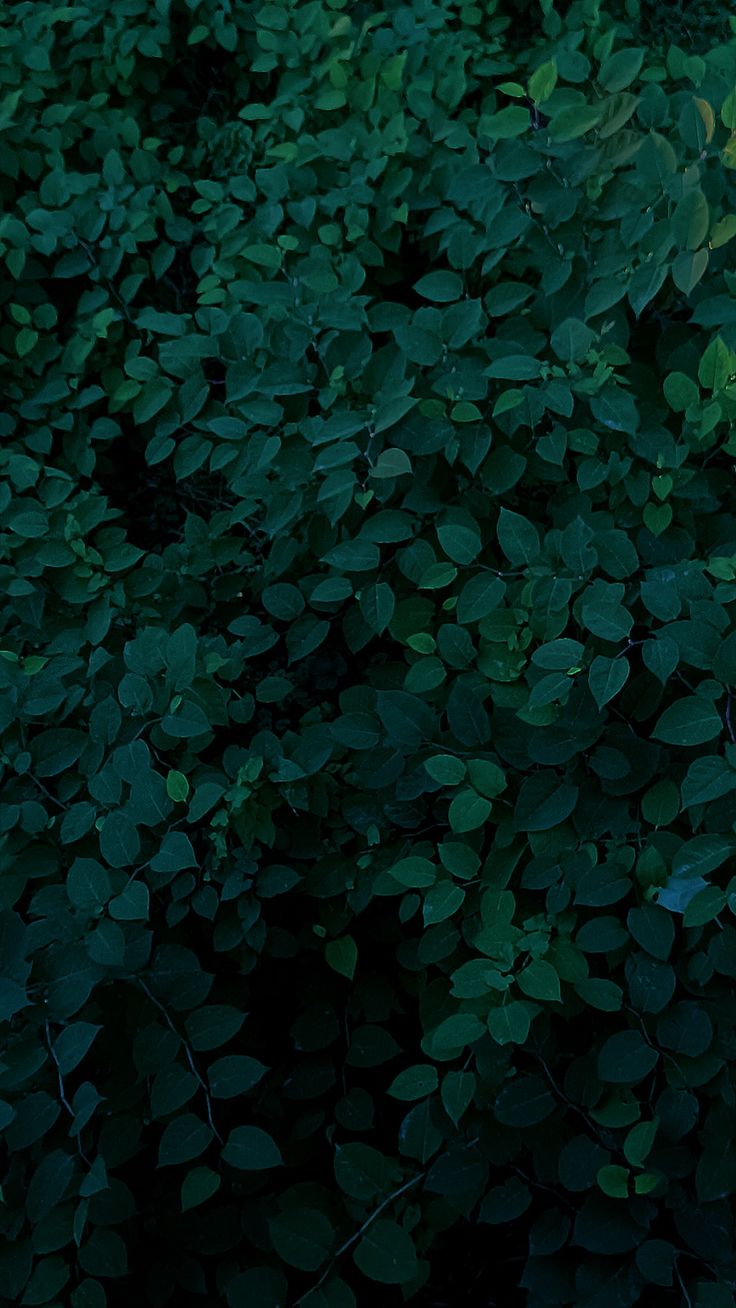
3;0;736;1305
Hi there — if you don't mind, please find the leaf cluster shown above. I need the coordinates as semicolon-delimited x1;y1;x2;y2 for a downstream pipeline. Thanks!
4;0;736;1306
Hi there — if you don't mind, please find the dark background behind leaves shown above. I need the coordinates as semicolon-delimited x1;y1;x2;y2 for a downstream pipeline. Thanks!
3;0;736;1304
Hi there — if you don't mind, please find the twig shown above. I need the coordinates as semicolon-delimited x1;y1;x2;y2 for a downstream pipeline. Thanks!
531;1047;607;1143
510;1164;575;1214
137;978;222;1143
615;639;644;660
294;1171;425;1306
29;774;67;810
45;1020;74;1117
45;1020;90;1164
674;1259;693;1308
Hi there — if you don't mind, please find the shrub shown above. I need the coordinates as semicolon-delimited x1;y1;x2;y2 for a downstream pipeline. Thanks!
3;0;736;1305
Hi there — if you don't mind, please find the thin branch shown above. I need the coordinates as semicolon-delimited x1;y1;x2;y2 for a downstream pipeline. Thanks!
294;1171;425;1306
137;978;222;1144
674;1259;693;1308
531;1047;607;1143
45;1020;74;1117
45;1020;90;1164
29;774;67;810
615;639;644;660
510;1164;575;1215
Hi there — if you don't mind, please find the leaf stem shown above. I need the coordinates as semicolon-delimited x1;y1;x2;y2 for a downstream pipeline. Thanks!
293;1170;425;1306
137;977;222;1144
674;1259;693;1308
45;1019;90;1164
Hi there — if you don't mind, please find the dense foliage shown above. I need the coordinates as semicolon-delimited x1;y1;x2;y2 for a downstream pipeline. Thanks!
4;0;736;1303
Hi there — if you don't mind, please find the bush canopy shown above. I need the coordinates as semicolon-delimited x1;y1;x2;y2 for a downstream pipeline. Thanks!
3;0;736;1305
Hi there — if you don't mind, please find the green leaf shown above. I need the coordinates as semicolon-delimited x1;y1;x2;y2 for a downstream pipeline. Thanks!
451;400;482;423
652;697;723;746
722;88;736;129
53;1023;102;1075
641;779;679;827
360;583;395;635
456;573;505;623
480;105;530;139
185;1005;246;1051
599;47;644;92
517;959;561;1002
181;1166;221;1211
369;448;413;479
166;769;190;802
643;636;679;685
685;758;736;805
424;754;466;785
16;326;39;357
467;759;506;797
627;905;674;961
441;1070;476;1125
325;935;358;981
387;856;437;888
99;812;140;869
487;1002;531;1046
551;318;594;363
588;655;630;709
532;639;585;670
672;833;733;879
624;1119;658;1167
208;1055;268;1098
269;1208;333;1271
496;507;540;565
425;1012;485;1056
494;1074;556;1126
514;774;578;831
222;1126;283;1170
597;1164;630;1198
657;878;707;914
150;831;198;874
628;262;668;317
334;1144;400;1202
26;1150;75;1225
108;880;149;921
67;858;111;910
672;249;709;296
158;1113;213;1167
528;59;557;104
672;188;709;251
448;789;492;833
413;271;464;303
263;582;305;621
225;1268;288;1308
437;522;481;564
18;1256;71;1304
683;885;727;927
423;881;465;925
486;354;540;380
598;1031;659;1083
387;1064;439;1101
353;1219;418;1285
574;978;623;1011
663;371;699;412
549;104;602;141
133;378;173;424
590;387;639;433
699;335;735;391
583;585;632;640
492;389;524;417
